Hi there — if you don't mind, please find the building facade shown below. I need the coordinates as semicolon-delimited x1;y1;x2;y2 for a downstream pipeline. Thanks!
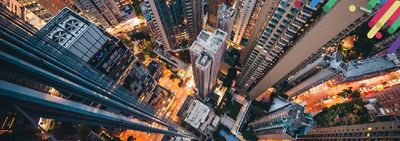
122;61;157;101
190;29;227;98
206;0;223;28
216;3;235;40
249;96;313;140
284;51;346;97
298;121;400;141
74;0;121;28
147;60;164;81
232;0;257;44
232;0;277;48
144;0;203;50
236;0;316;96
343;53;400;82
238;0;370;98
0;7;193;137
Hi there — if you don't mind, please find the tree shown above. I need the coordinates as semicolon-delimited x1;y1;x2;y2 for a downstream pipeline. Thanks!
132;0;143;17
223;68;237;87
225;48;240;67
337;87;361;99
127;136;135;141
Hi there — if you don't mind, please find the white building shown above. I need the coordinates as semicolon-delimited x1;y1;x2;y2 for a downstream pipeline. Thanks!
217;3;235;40
183;99;220;135
190;29;227;98
232;0;257;44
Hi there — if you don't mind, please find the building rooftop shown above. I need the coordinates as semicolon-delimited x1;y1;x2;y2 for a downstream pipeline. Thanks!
345;53;400;79
218;4;235;20
183;100;210;129
196;53;212;68
147;60;161;76
190;29;227;56
268;96;290;113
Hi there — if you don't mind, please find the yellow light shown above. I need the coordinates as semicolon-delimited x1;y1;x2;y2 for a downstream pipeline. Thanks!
349;5;356;12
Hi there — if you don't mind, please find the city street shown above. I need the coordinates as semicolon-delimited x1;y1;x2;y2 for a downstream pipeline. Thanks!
293;70;400;113
118;66;195;140
157;67;195;122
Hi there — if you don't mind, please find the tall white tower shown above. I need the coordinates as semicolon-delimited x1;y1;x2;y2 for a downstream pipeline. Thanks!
190;29;227;98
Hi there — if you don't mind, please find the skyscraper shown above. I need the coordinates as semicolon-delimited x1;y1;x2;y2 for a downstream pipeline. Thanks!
237;0;369;98
216;3;235;40
74;0;121;28
298;121;400;140
236;0;315;95
232;0;257;44
285;52;346;98
232;0;275;47
144;0;203;50
249;96;313;140
39;8;135;82
190;29;227;98
0;6;194;138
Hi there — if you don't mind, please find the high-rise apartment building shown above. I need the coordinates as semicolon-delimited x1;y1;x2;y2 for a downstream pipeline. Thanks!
232;0;276;46
190;29;227;98
238;0;369;98
298;121;400;140
41;9;165;115
249;96;313;140
285;52;346;98
238;0;280;65
39;8;135;82
236;0;316;95
144;0;203;50
232;0;257;44
216;3;235;40
284;52;400;98
74;0;121;28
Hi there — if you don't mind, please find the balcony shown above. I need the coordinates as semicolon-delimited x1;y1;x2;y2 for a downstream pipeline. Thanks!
291;20;303;29
288;25;298;33
296;15;308;24
284;31;294;39
301;8;313;17
281;35;291;43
